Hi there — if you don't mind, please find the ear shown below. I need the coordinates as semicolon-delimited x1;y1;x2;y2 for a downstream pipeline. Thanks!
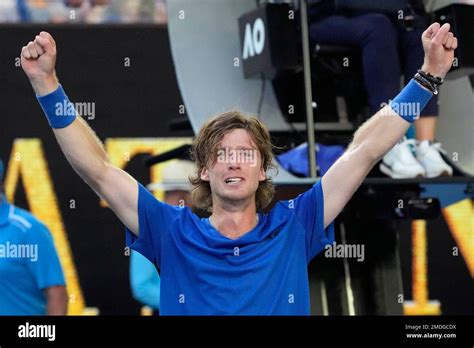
200;167;210;181
258;166;266;182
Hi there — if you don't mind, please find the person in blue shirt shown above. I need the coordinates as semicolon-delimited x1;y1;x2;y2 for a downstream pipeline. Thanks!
130;251;161;313
20;25;457;314
129;160;194;315
0;159;68;315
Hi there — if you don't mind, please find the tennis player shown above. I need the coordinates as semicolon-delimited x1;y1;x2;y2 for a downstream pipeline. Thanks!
20;23;457;315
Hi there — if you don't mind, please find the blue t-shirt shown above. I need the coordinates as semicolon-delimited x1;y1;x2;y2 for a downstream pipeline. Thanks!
0;196;66;315
126;180;335;315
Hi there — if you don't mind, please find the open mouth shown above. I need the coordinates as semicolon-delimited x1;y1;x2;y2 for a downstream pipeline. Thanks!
224;177;244;185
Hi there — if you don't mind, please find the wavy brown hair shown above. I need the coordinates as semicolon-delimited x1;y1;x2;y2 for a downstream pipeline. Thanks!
189;110;277;212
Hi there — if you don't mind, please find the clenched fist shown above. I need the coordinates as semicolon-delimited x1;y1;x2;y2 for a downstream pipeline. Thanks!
21;31;59;96
421;22;458;79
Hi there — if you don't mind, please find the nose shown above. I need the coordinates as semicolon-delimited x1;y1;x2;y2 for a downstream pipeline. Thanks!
228;161;241;170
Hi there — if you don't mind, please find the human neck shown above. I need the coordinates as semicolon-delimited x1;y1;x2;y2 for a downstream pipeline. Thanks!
210;199;259;239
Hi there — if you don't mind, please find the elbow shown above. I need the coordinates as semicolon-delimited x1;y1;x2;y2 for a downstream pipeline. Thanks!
85;161;112;191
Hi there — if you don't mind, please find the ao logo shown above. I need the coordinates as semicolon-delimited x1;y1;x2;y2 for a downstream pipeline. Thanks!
242;18;265;59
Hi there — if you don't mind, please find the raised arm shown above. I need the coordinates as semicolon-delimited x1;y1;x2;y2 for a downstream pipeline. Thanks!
20;32;140;235
321;22;458;228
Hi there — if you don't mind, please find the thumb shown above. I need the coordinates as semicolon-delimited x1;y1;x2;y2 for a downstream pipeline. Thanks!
432;23;450;45
422;22;440;40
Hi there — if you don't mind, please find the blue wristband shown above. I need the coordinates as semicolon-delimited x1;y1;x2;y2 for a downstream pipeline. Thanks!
36;84;77;128
389;79;433;123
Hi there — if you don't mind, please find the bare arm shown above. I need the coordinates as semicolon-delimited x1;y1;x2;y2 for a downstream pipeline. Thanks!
53;117;139;233
321;107;410;227
45;285;68;315
21;32;139;235
321;22;458;227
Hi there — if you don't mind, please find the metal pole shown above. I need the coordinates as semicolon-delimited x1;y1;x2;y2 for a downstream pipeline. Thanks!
299;0;317;178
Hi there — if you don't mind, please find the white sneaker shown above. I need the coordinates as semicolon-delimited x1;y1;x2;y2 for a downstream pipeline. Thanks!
380;138;426;178
416;140;453;178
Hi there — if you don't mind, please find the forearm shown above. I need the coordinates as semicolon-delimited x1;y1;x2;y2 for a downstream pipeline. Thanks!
348;105;411;163
30;73;59;97
31;76;110;189
46;286;68;315
321;22;457;227
53;117;110;188
320;110;408;227
349;79;434;164
30;75;139;233
321;82;431;226
20;31;141;235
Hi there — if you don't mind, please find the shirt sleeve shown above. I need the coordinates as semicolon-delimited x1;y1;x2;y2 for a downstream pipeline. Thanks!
26;222;66;290
130;250;161;310
289;179;335;263
125;182;180;267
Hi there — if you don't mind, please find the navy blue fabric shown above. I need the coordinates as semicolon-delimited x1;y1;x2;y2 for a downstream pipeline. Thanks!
277;142;345;177
309;12;438;116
